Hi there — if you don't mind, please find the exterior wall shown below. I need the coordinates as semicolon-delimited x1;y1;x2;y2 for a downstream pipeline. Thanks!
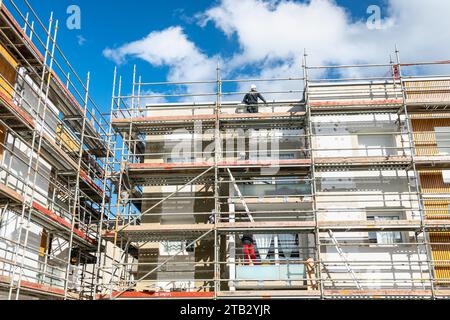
0;133;51;206
17;70;60;139
0;28;96;299
128;79;450;295
412;116;450;285
0;209;71;291
412;115;450;156
138;132;214;292
312;113;428;289
312;113;407;157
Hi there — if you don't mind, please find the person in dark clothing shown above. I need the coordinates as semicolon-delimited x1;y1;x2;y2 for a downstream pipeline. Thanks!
241;233;258;265
242;84;267;113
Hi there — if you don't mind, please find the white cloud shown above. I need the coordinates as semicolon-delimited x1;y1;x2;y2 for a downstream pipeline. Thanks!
103;26;217;81
104;0;450;102
103;27;219;102
201;0;450;65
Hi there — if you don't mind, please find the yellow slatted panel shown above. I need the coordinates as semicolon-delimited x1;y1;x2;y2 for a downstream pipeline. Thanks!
419;169;450;284
0;43;17;99
39;230;48;258
56;125;80;154
412;118;450;156
420;170;450;195
430;232;450;286
410;112;450;120
405;80;450;103
423;199;450;220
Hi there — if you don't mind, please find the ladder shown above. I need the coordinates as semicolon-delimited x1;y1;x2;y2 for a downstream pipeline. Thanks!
226;168;254;223
327;230;362;290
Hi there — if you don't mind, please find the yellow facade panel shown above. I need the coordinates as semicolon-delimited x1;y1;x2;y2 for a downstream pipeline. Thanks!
430;232;450;285
56;125;80;154
0;43;18;99
412;118;450;156
405;80;450;103
419;169;450;284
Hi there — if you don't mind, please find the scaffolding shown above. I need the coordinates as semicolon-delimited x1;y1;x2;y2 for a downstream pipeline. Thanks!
101;47;450;300
1;0;450;302
0;0;126;300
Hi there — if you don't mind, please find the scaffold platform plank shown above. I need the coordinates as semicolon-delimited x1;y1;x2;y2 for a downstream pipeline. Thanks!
104;289;450;300
0;275;78;299
128;159;311;175
79;170;106;204
41;132;79;172
217;290;321;299
218;289;450;299
0;6;44;65
0;90;35;131
104;223;214;242
310;99;404;109
107;219;437;243
323;289;448;299
315;156;412;168
111;111;306;132
415;156;450;169
0;182;24;205
106;291;215;299
217;220;427;232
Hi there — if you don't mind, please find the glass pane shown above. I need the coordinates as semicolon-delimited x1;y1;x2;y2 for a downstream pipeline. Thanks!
435;127;450;155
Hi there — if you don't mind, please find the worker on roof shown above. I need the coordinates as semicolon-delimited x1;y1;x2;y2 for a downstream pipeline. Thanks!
242;84;267;113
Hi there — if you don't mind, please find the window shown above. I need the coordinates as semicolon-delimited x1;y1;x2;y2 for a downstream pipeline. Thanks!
358;134;395;157
320;177;356;192
279;153;295;160
167;156;195;163
443;170;450;184
367;215;403;244
435;127;450;155
240;177;311;197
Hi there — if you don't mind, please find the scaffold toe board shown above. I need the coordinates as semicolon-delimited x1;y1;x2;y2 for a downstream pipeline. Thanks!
0;275;79;300
31;202;97;249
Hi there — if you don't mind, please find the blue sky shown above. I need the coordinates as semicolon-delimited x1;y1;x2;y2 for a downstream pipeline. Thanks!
12;0;449;111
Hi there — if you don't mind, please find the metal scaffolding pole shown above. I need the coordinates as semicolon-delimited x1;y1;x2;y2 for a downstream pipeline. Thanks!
8;14;58;300
63;71;90;300
303;51;324;298
213;62;222;298
93;67;118;299
395;46;437;298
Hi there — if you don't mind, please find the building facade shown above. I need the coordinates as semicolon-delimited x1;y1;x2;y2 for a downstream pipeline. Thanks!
106;61;450;300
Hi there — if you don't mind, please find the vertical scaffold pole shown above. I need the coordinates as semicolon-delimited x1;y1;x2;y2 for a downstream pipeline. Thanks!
94;67;118;299
64;71;90;300
395;46;436;299
8;14;57;300
214;62;222;298
303;50;324;299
